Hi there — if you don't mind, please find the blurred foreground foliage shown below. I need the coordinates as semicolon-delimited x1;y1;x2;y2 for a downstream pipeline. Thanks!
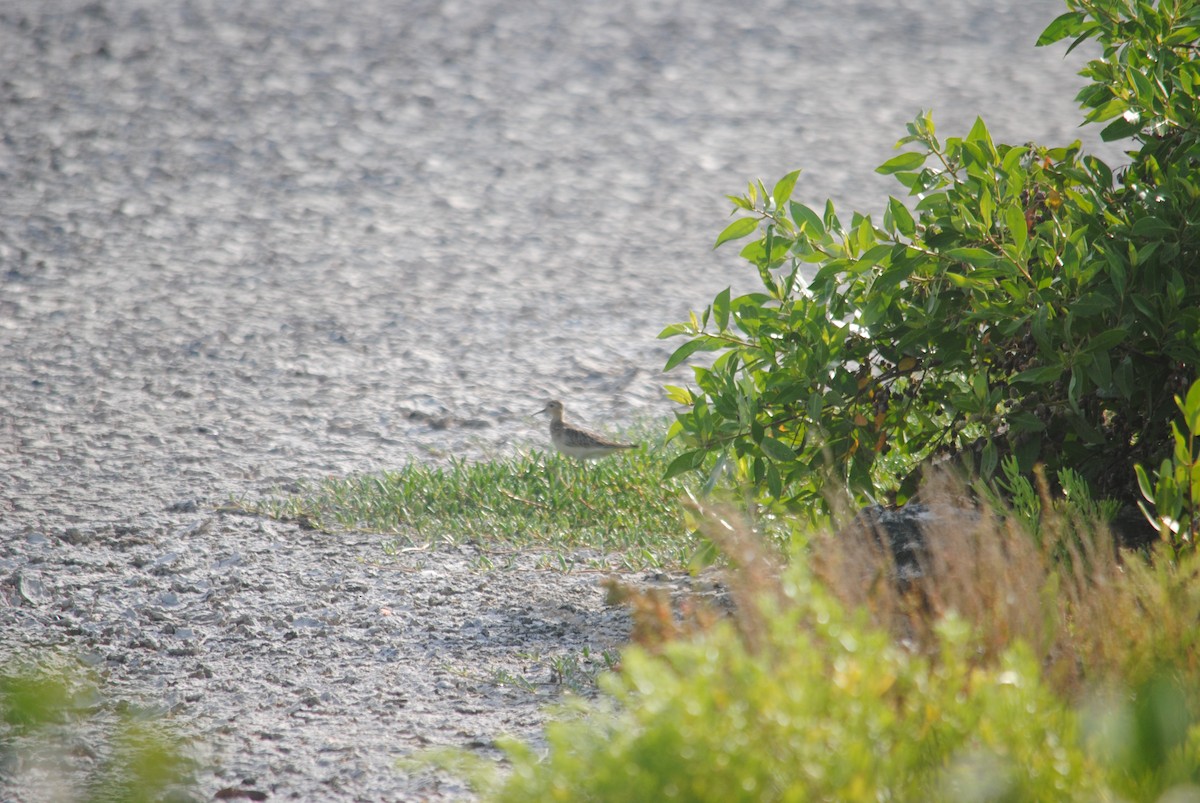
0;658;193;802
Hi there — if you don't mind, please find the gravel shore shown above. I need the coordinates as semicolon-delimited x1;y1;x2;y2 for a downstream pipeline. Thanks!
1;1;1123;799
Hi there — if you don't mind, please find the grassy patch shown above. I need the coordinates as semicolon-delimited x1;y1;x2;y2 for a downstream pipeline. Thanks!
250;428;698;568
445;645;623;697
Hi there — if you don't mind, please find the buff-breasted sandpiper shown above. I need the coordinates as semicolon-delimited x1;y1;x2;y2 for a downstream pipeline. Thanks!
536;400;637;461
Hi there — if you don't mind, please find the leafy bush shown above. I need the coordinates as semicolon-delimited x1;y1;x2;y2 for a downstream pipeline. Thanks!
662;0;1200;528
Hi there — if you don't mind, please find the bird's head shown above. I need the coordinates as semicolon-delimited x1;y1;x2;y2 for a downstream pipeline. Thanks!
537;400;565;420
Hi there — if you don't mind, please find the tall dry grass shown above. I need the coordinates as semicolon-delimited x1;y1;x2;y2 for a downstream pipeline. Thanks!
811;470;1200;700
619;471;1200;705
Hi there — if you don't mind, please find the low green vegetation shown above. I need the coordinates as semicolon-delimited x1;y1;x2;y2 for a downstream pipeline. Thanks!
1136;378;1200;557
251;431;697;569
453;645;623;697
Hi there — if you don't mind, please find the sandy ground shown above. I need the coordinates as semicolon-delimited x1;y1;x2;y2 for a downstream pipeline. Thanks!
0;1;1125;799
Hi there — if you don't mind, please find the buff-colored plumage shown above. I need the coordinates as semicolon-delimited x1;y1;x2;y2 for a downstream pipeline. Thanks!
537;400;637;461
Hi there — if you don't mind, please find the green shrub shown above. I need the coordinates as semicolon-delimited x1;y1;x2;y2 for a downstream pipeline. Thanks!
661;0;1200;523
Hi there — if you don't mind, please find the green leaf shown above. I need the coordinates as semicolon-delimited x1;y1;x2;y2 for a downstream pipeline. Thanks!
1173;422;1191;466
979;186;995;228
1064;30;1098;56
1105;254;1127;295
789;201;825;236
876;151;927;175
972;370;988;400
726;195;754;211
851;217;876;253
961;141;988;173
886;197;916;238
966;117;996;157
1070;293;1116;318
772;169;802;208
1004;203;1028;253
714;217;760;249
1000;145;1030;175
1011;364;1065;386
657;322;693;339
664;450;707;479
1031;306;1053;354
943;271;972;289
1036;11;1087;46
1009;412;1047;433
760;436;798;462
1085;348;1113;389
1085;98;1130;124
663;385;694;405
945;247;999;268
713;287;731;332
664;338;710;372
811;258;853;286
766;462;783;499
1135;462;1155;502
1127;66;1155;105
1114;357;1134;399
824;199;842;232
1130;215;1175;239
1100;113;1142;141
981;439;998;478
1182;380;1200;434
1085;327;1128;353
1131;295;1158;322
1166;25;1200;46
1157;467;1182;520
854;243;895;274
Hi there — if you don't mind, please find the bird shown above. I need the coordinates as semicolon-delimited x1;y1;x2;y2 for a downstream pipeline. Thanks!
536;400;638;461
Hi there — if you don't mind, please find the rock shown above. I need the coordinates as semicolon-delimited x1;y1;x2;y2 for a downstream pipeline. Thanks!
14;571;50;606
